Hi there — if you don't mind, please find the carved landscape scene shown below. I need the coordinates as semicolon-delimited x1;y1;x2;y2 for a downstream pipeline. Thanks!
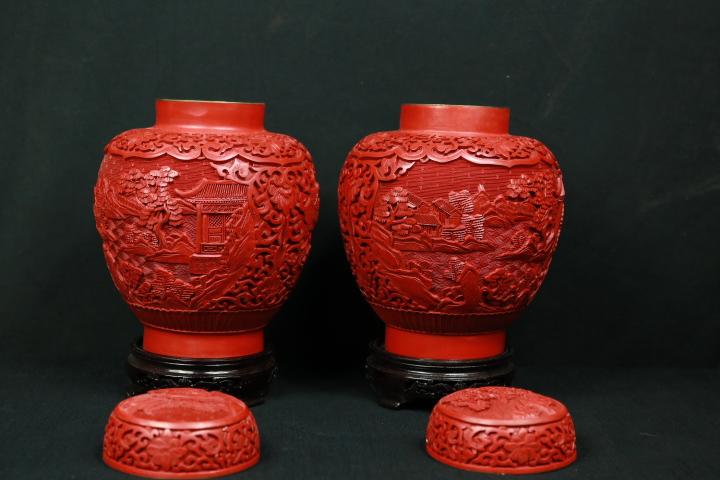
338;133;564;317
369;161;564;313
94;132;319;314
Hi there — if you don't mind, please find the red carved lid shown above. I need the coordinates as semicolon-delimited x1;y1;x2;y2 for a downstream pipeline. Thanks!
436;386;568;426
103;388;260;478
113;388;250;429
426;387;577;474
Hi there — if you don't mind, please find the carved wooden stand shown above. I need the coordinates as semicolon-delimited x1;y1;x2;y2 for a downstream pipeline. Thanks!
365;341;513;409
126;339;277;406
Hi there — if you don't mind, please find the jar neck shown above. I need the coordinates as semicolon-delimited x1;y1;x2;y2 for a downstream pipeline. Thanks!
399;104;510;134
154;99;265;132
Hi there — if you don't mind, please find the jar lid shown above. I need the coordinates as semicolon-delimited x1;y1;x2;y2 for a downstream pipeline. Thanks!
103;388;260;478
426;386;577;474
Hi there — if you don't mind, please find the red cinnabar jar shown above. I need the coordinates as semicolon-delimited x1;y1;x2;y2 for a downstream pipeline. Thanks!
338;104;564;407
94;100;319;404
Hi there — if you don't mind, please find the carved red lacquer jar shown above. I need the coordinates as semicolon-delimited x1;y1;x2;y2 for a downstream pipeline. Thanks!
94;100;319;402
338;104;564;406
103;388;260;478
426;387;577;474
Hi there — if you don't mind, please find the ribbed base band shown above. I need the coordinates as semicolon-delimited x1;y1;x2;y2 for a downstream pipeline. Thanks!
365;340;514;409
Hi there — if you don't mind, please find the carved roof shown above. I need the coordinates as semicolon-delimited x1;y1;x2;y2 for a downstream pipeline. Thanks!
414;214;441;226
406;192;425;208
176;180;248;204
432;198;457;216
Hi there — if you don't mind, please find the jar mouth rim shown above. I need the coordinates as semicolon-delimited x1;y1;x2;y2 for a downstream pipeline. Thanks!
400;103;510;134
401;103;509;111
158;98;265;106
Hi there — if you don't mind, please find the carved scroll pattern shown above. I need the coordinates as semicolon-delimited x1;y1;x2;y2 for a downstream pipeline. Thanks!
103;414;259;474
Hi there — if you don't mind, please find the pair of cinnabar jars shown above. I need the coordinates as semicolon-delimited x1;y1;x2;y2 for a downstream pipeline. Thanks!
94;99;564;407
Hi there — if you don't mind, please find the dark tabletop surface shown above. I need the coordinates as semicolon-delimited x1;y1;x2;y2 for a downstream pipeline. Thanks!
1;353;718;480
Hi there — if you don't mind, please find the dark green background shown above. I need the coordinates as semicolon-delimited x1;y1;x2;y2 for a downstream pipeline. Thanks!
0;1;718;478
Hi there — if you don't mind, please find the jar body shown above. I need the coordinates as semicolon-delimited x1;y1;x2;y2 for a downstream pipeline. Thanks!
94;101;319;359
338;105;563;360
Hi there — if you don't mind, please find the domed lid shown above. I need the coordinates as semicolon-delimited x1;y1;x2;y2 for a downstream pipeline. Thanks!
426;386;577;474
436;386;568;425
113;387;250;429
103;388;260;478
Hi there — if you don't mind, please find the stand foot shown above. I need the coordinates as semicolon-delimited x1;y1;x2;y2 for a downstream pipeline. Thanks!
366;340;513;409
126;338;277;406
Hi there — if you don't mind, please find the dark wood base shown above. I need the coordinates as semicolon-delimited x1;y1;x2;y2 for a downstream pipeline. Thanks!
365;341;514;409
126;338;277;406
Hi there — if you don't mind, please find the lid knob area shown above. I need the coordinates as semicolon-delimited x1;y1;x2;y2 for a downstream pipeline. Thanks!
103;388;260;479
426;387;577;474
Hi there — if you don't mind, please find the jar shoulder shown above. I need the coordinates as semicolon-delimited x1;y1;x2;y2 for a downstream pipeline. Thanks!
345;129;559;170
103;126;313;165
